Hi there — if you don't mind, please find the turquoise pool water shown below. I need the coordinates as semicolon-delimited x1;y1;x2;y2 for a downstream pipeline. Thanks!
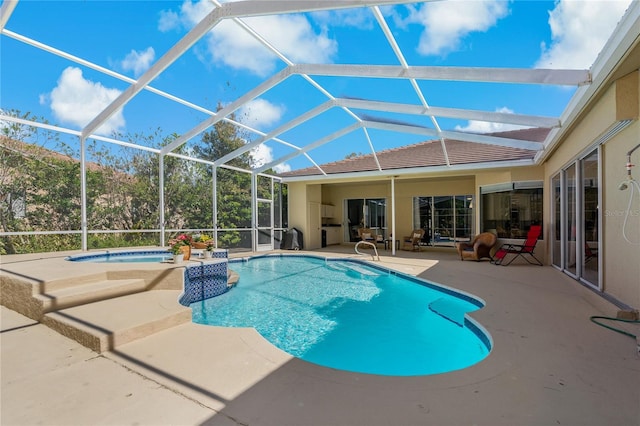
190;255;491;376
66;250;172;263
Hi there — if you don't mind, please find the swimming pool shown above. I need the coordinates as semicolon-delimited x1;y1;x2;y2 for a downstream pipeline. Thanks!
66;250;173;263
190;255;492;376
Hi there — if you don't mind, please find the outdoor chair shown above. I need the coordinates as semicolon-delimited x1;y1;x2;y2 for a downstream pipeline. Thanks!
585;242;598;263
456;232;497;261
357;228;377;245
402;229;425;251
492;225;543;266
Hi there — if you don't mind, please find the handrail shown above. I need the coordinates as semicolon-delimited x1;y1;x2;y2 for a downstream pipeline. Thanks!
355;241;380;261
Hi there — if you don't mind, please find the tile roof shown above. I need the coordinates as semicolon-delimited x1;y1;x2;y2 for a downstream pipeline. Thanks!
278;127;550;178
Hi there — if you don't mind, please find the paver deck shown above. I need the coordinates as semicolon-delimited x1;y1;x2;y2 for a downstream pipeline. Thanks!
1;247;639;425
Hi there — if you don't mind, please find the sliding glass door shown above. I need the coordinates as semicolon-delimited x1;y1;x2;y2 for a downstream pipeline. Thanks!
433;196;454;244
582;149;600;287
345;198;386;242
413;195;473;247
552;174;562;268
565;163;578;277
552;148;600;289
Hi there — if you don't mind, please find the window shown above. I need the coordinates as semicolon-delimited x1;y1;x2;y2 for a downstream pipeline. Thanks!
481;182;543;239
413;195;473;246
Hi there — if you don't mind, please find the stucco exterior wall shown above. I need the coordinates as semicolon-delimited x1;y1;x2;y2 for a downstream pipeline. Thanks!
602;123;640;307
543;71;640;308
287;182;308;231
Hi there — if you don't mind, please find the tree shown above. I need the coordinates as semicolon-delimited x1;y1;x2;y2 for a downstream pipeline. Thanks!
193;104;252;247
345;151;365;159
1;111;80;254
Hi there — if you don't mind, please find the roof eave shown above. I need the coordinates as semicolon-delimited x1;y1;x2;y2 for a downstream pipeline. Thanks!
280;159;536;183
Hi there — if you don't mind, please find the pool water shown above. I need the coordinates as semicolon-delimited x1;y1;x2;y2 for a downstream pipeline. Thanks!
190;255;491;376
67;250;173;263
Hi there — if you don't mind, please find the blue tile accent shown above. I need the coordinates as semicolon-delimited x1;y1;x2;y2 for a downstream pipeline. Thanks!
179;259;229;306
212;249;228;259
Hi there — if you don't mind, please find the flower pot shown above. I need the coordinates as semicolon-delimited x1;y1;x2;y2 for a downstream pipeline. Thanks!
202;250;212;259
192;242;208;249
173;253;184;263
179;245;191;260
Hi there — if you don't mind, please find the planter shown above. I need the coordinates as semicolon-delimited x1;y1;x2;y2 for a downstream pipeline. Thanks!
192;242;208;249
173;253;184;263
179;245;191;260
202;250;212;259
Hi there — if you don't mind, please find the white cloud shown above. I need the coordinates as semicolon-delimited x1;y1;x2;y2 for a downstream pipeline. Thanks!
397;0;510;56
273;162;292;173
120;47;156;77
167;0;337;76
158;9;180;32
250;143;290;173
238;98;288;171
48;67;125;135
455;107;529;133
311;8;374;30
239;98;285;128
536;0;632;69
211;15;336;76
178;0;213;26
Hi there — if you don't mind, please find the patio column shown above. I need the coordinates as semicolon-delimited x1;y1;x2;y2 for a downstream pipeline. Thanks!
212;165;218;248
391;176;396;256
159;154;165;247
80;136;87;251
251;172;257;252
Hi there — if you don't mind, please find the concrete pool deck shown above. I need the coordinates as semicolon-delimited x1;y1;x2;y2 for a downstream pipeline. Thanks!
1;247;639;425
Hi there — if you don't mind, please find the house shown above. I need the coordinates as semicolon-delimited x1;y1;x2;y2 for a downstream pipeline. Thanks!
280;32;640;309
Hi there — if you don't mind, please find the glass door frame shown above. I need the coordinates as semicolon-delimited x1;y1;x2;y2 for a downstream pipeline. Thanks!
344;198;387;242
413;195;474;247
579;148;602;289
551;146;602;290
551;172;563;269
565;162;578;278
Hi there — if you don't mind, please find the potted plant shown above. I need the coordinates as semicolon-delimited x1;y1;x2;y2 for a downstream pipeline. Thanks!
202;239;215;258
191;233;213;249
168;233;192;262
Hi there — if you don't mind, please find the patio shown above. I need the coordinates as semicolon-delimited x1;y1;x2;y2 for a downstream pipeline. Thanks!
1;246;638;426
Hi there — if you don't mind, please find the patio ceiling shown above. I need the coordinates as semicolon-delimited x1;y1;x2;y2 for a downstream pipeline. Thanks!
1;0;638;180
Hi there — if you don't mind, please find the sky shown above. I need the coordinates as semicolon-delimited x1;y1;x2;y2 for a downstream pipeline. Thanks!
0;0;634;173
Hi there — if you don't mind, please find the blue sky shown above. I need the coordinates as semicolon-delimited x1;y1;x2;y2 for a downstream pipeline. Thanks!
1;0;633;172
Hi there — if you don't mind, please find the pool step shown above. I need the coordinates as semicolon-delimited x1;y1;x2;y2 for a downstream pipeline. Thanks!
41;272;113;292
345;264;380;276
326;262;380;276
34;278;148;313
41;290;190;353
429;297;472;327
